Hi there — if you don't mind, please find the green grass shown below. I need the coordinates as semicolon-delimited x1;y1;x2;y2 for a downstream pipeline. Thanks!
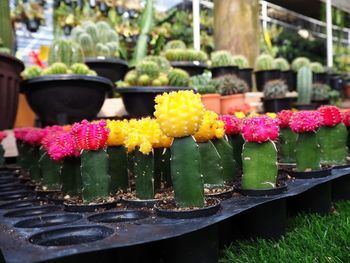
220;201;350;263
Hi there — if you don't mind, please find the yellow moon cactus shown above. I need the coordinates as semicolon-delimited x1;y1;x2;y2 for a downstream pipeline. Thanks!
194;111;225;143
106;120;130;146
154;90;205;138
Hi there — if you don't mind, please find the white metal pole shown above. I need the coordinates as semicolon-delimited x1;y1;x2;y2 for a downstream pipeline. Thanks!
193;0;201;51
261;0;268;31
326;0;333;68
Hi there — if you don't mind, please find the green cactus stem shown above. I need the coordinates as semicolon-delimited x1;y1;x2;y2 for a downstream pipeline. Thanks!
61;157;82;196
20;142;32;170
81;149;111;202
318;124;348;165
212;138;237;184
0;144;4;166
171;136;204;208
29;146;41;182
295;132;321;172
347;127;350;149
198;141;224;187
227;134;244;169
279;128;297;163
297;66;313;105
107;146;128;192
153;148;163;191
134;149;154;200
39;148;62;190
16;140;23;165
242;141;278;190
0;0;12;51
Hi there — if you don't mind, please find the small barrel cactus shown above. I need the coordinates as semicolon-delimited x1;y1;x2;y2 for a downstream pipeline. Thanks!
211;50;235;67
21;66;42;80
241;116;279;189
167;68;190;87
48;40;84;67
291;57;311;72
136;60;160;79
164;40;187;50
277;110;297;163
290;111;322;171
190;72;216;94
263;79;288;99
273;57;290;71
232;55;249;69
47;62;69;75
297;66;313;105
310;62;325;73
143;56;171;73
70;63;90;75
213;75;249;95
312;83;330;101
165;48;207;63
255;54;275;71
318;106;348;165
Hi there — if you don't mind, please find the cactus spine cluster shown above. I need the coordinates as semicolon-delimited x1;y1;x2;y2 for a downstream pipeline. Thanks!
164;40;187;50
48;40;84;67
167;68;190;87
211;50;235;67
232;55;249;69
291;57;311;72
297;66;313;105
263;79;288;99
255;54;275;71
310;62;325;73
213;75;249;95
312;83;330;101
273;58;290;71
165;49;208;63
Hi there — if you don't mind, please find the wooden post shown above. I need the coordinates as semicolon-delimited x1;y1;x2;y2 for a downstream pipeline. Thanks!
214;0;260;67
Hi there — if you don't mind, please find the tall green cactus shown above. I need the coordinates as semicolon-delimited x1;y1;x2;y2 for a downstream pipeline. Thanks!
297;66;313;105
39;148;62;190
0;0;12;51
81;149;111;202
134;149;155;200
48;40;84;67
29;146;41;182
295;132;321;172
107;146;128;192
198;141;224;187
318;123;348;165
242;141;278;189
212;138;237;183
61;157;82;196
171;136;204;208
279;128;297;163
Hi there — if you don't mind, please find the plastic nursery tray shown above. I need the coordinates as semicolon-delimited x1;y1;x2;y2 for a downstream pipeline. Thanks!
0;167;349;262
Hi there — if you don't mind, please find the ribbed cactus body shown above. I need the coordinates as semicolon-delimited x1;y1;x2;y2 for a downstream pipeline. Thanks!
39;148;62;190
297;66;312;104
0;145;4;166
171;136;204;208
61;157;82;196
295;132;321;171
0;0;12;50
211;50;235;67
312;83;330;101
228;134;244;169
134;149;154;200
70;63;90;75
78;33;94;57
48;40;84;66
21;143;32;170
232;55;249;69
318;124;348;165
279;128;297;163
263;80;288;99
212;138;237;183
136;60;159;79
198;141;224;187
292;57;311;72
81;149;111;202
96;43;111;57
29;146;41;182
154;147;172;188
21;66;42;80
242;141;278;189
310;62;325;73
164;40;186;50
168;68;190;87
49;62;68;74
273;58;290;71
255;54;274;71
107;146;128;192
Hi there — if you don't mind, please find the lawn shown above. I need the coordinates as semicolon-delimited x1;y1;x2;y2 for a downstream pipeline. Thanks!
220;201;350;263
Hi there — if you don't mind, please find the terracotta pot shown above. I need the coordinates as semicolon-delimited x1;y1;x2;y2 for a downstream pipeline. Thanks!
220;94;245;114
201;94;221;114
345;84;350;98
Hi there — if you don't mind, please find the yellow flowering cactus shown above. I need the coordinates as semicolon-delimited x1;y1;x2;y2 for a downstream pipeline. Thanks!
106;120;129;146
154;90;205;138
234;111;246;119
194;111;225;143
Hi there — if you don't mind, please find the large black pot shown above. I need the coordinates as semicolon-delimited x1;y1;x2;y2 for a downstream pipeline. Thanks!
20;75;112;125
293;103;318;110
255;70;281;91
170;61;207;76
313;73;327;84
238;68;253;92
280;70;296;91
116;86;192;118
262;97;294;113
0;53;24;130
211;66;238;79
85;58;129;83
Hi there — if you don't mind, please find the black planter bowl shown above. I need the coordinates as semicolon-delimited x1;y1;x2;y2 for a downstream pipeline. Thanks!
293;103;318;110
235;181;287;196
120;197;162;209
170;61;207;76
238;68;253;91
255;70;281;92
262;97;294;113
211;66;238;78
20;75;113;126
280;70;296;91
116;86;192;118
64;200;118;213
288;167;332;179
85;58;129;83
312;99;330;108
313;72;327;84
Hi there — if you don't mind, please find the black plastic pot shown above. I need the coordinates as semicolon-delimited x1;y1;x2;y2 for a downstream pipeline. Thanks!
26;18;40;33
313;72;327;84
20;75;112;125
262;97;293;113
238;68;253;91
205;187;234;200
120;198;161;209
85;58;129;84
288;167;332;179
116;86;192;118
0;53;24;130
312;99;330;108
331;167;350;201
64;200;118;213
235;182;287;196
255;70;281;91
88;210;149;223
293;103;318;110
170;61;207;76
280;70;296;91
14;214;83;228
211;66;238;78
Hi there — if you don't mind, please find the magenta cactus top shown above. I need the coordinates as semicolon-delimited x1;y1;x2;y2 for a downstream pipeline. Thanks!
277;110;294;128
218;115;242;135
290;111;322;133
343;110;350;127
14;128;30;141
0;131;7;143
71;120;109;151
23;128;47;146
242;116;279;143
48;132;79;161
318;106;342;127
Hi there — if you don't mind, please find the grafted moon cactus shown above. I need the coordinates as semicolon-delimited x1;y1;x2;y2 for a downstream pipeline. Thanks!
0;131;7;166
343;110;350;149
241;116;279;190
277;110;297;163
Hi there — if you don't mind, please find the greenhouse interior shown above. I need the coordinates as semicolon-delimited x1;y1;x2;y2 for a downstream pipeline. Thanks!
1;0;350;262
